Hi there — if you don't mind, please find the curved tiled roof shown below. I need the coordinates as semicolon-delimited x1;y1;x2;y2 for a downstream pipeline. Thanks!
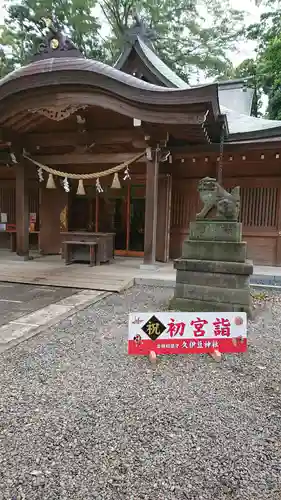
0;56;221;116
0;56;222;143
222;106;281;137
3;44;278;139
0;57;172;92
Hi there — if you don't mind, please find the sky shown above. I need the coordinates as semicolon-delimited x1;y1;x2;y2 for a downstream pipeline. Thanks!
229;0;261;65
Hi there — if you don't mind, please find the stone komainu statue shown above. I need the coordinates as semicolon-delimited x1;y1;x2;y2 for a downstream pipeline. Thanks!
196;177;240;221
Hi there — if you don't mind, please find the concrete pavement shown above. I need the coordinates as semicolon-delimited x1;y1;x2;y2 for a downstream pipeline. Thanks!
0;282;109;353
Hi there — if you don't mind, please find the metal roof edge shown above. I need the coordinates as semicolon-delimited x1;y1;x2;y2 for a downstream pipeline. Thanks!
225;136;281;145
217;78;252;88
227;127;281;141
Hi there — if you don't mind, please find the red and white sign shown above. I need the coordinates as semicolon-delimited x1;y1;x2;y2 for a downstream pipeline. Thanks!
29;213;37;223
128;312;247;355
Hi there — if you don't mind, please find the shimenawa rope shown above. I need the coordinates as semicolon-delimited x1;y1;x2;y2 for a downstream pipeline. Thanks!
23;151;145;179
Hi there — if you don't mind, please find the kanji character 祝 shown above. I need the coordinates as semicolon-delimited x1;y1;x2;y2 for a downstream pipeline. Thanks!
147;321;161;337
190;317;208;337
167;318;186;338
213;318;231;337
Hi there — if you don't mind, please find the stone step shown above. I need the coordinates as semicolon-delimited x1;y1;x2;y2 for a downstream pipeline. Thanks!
170;296;252;316
174;258;253;275
176;270;250;289
174;283;252;306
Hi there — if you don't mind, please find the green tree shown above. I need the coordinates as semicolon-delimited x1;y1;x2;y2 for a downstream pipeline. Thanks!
0;0;247;84
247;0;281;119
0;46;16;77
0;0;104;69
257;36;281;119
99;0;245;82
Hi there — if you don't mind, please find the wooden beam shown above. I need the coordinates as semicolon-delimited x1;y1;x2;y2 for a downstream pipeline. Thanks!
24;130;143;148
15;160;29;258
22;129;167;149
1;128;145;149
172;139;281;156
3;112;26;129
143;153;159;266
16;115;46;133
32;152;146;165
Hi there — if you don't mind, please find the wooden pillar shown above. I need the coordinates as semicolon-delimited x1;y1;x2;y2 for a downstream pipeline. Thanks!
215;160;223;185
40;185;68;254
15;161;29;259
143;151;159;266
276;184;281;266
156;174;172;262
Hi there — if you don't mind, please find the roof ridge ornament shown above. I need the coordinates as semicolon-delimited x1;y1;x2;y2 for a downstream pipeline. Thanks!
31;18;84;62
124;9;157;46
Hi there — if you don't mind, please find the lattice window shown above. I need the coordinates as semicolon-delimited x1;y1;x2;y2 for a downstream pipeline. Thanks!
0;187;39;225
240;187;278;228
0;187;15;223
171;187;200;229
29;188;39;215
171;184;278;230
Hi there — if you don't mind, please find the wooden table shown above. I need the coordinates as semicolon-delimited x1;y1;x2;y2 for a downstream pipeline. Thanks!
60;232;115;263
63;240;99;267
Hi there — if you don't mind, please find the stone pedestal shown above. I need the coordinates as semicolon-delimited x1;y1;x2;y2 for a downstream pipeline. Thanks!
171;221;253;317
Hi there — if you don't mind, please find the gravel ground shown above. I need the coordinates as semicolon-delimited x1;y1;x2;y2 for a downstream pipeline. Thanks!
0;286;281;500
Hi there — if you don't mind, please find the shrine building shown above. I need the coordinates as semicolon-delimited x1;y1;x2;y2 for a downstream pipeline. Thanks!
0;21;280;267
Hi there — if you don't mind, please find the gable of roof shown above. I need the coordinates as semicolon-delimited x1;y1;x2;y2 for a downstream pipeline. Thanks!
136;37;189;89
115;36;189;89
116;33;281;140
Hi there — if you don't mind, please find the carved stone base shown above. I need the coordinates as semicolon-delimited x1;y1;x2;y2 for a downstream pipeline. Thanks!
189;221;242;242
171;258;253;317
182;240;247;262
171;219;253;317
